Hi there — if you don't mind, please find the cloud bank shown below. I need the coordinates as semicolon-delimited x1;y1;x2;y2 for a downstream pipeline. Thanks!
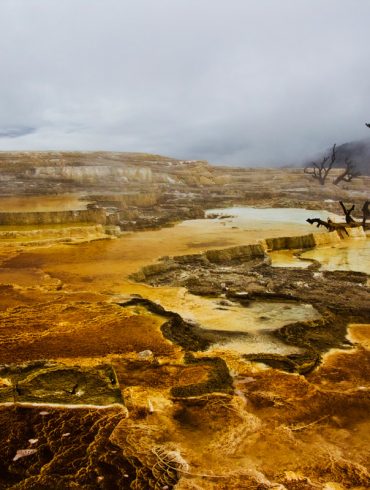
1;0;370;166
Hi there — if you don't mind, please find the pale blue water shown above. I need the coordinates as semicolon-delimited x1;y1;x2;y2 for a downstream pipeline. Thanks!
206;206;340;226
206;207;369;274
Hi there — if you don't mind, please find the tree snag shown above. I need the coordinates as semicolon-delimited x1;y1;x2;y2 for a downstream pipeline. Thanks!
306;218;350;235
307;200;366;234
304;144;336;185
339;201;356;224
333;158;361;185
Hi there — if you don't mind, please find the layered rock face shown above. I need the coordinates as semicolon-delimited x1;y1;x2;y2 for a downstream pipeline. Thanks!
0;151;211;192
0;151;369;204
0;209;106;226
0;151;369;236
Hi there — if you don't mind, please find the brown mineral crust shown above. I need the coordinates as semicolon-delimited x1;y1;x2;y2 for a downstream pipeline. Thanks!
0;361;123;406
240;357;369;428
0;406;137;489
307;346;370;391
0;285;37;311
114;359;210;392
0;300;177;364
137;256;370;316
195;351;369;487
170;354;234;398
348;323;370;349
144;347;370;488
0;287;106;312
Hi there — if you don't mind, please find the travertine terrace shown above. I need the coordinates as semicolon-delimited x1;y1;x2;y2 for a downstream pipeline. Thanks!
0;152;369;489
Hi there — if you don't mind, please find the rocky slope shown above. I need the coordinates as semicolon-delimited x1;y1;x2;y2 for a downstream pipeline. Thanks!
335;137;370;175
0;152;369;232
304;137;370;176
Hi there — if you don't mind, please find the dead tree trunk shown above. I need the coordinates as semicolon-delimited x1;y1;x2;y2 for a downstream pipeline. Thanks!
306;218;353;235
304;144;336;185
339;201;356;224
307;200;367;234
333;158;361;185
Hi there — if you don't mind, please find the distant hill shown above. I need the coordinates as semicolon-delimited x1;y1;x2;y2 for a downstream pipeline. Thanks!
301;138;370;176
334;138;370;175
311;138;370;176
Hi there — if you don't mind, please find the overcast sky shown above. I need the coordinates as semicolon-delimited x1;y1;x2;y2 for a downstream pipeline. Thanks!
0;0;370;166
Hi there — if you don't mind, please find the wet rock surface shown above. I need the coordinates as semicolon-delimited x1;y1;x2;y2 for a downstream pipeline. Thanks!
0;406;139;490
132;250;370;375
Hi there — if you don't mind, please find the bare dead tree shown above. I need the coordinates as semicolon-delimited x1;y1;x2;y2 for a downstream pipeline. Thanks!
339;201;356;224
307;200;368;233
333;157;361;185
340;200;370;228
304;144;336;185
306;217;350;235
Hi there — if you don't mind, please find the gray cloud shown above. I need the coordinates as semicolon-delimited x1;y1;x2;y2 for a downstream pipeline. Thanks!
0;0;370;166
0;126;36;138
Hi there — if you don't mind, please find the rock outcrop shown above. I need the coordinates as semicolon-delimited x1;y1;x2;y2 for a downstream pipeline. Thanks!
1;152;369;208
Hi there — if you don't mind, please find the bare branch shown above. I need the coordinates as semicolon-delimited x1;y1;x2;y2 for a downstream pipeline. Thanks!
333;157;361;185
339;201;356;224
305;144;336;185
307;200;368;232
306;217;355;236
